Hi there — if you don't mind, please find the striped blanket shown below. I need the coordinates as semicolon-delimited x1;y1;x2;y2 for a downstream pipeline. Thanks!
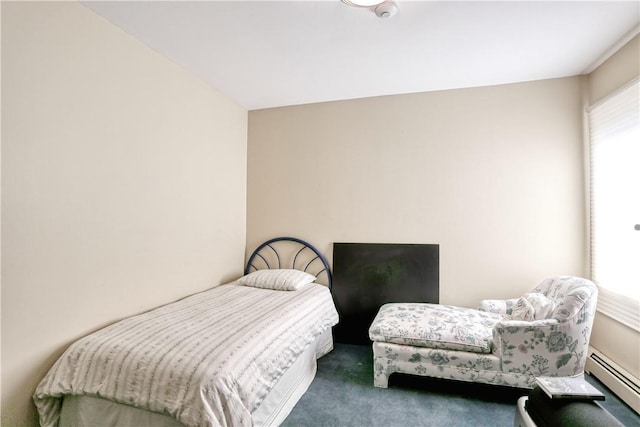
34;282;339;427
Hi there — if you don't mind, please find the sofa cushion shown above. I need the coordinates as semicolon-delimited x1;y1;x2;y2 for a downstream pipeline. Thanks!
511;297;536;321
526;293;556;319
510;293;556;321
369;303;504;354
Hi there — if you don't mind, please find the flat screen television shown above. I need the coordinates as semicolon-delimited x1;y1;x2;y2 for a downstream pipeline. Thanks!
332;242;439;344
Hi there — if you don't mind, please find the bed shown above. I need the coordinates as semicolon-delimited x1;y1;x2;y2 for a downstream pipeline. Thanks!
33;237;339;427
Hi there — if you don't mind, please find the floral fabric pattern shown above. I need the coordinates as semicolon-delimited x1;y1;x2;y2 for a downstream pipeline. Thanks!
477;298;518;316
373;341;534;388
369;303;503;354
370;276;598;390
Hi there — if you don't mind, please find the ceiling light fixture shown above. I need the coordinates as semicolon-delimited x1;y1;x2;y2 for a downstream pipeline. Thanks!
342;0;399;19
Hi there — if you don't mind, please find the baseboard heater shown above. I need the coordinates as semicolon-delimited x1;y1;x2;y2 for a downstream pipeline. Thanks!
585;346;640;414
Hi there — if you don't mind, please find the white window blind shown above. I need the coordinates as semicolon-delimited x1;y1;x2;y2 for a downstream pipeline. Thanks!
588;77;640;332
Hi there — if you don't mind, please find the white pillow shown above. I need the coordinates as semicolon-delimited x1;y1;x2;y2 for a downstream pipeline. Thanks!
523;292;555;320
510;297;535;321
237;269;316;291
509;293;555;321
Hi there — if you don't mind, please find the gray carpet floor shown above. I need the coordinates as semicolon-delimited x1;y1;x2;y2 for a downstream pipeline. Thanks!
281;343;640;427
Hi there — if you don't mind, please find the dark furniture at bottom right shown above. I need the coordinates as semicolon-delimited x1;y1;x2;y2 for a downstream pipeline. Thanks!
515;386;624;427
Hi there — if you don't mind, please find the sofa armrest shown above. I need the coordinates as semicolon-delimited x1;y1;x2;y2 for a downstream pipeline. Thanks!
492;319;587;378
478;298;518;315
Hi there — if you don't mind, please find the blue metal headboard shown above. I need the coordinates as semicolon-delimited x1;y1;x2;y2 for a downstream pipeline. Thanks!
245;237;333;290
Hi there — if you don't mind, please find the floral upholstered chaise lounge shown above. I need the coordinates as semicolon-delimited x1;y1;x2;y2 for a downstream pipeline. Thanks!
368;276;598;389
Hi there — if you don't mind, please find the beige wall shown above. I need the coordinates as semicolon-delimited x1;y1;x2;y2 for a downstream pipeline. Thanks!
587;34;640;379
1;2;247;425
248;77;586;307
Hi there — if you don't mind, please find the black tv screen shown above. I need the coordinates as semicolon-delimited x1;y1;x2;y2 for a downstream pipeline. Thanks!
332;242;439;344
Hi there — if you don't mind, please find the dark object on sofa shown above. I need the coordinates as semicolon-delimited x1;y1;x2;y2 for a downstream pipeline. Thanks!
525;386;624;427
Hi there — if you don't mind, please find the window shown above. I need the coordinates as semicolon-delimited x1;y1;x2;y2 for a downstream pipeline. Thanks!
588;77;640;331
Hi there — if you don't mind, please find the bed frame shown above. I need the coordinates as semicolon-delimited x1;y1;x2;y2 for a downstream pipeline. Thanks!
246;236;332;289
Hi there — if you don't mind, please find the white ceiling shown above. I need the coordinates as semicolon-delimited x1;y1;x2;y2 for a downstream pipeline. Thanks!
82;1;640;110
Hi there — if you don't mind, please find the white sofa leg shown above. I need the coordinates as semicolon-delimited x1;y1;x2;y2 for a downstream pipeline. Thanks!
373;358;390;388
374;372;389;388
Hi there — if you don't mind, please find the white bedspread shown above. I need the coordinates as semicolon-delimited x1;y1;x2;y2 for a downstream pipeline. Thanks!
33;282;339;427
